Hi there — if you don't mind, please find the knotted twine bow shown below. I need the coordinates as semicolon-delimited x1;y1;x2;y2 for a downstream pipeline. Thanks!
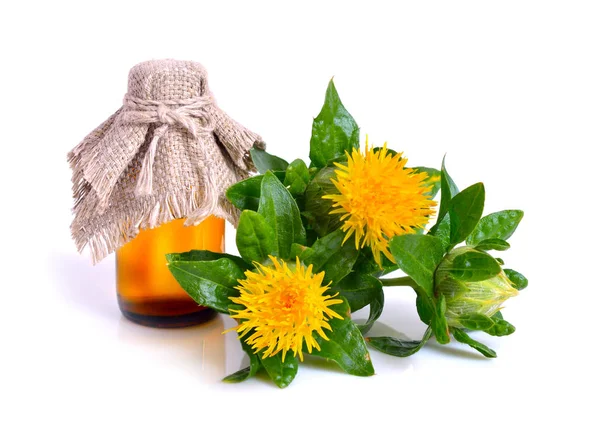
120;94;215;196
68;59;264;264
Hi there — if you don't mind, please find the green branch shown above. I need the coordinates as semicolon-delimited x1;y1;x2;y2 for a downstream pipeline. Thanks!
379;276;419;289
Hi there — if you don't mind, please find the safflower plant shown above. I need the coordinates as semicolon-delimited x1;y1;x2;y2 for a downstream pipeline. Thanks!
166;80;527;387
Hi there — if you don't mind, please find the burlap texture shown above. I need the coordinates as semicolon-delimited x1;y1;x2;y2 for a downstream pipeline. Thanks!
68;59;264;263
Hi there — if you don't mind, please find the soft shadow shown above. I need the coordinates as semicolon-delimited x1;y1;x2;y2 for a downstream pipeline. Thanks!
426;341;492;361
366;321;426;341
50;251;119;321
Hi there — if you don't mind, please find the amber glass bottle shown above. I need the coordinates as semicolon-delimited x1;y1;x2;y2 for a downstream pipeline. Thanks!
116;216;225;328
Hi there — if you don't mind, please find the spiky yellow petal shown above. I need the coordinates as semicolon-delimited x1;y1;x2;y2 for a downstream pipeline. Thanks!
323;138;437;267
229;256;343;361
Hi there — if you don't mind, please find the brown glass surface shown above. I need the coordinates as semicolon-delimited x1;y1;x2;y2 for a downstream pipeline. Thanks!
116;217;225;327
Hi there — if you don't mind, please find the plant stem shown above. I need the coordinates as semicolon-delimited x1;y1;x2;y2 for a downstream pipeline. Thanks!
379;276;418;288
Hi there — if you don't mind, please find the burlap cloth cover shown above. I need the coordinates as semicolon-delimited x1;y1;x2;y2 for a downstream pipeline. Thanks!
68;59;265;263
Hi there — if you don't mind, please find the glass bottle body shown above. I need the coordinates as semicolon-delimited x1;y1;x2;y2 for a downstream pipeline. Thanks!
116;217;224;328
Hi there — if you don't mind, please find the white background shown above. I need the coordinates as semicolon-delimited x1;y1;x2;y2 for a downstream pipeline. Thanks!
1;1;599;440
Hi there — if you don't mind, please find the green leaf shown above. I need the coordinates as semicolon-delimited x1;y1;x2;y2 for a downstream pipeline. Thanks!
413;167;441;199
326;155;349;166
226;172;286;211
466;210;524;246
389;234;448;344
284;158;311;197
367;327;432;357
166;250;252;271
432;295;450;344
496;258;505;265
451;328;497;358
223;340;262;383
485;317;516;337
389;234;445;296
250;147;289;174
303;166;343;237
309;79;360;168
504;269;528;290
334;272;382;312
357;289;384;334
416;292;433;324
312;298;374;377
459;313;495;331
431;212;452;251
167;259;245;314
449;183;486;246
300;229;359;285
353;247;399;278
334;273;384;334
258;171;306;259
260;351;299;389
222;366;254;383
437;156;459;226
236;210;276;265
289;243;309;259
446;250;501;282
475;238;510;251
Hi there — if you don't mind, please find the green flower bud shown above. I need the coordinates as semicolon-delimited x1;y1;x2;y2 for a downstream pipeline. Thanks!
435;247;518;328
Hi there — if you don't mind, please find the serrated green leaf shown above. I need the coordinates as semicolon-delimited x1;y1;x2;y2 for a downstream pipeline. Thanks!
475;238;511;251
485;317;516;337
309;79;360;168
299;229;359;285
504;269;528;290
250;147;289;174
312;298;374;377
389;234;445;296
167;259;245;314
260;351;298;389
236;210;276;264
449;183;486;246
451;328;497;358
166;250;252;271
226;171;286;211
258;171;306;259
367;327;432;357
446;250;501;282
284;158;311;197
459;313;495;331
466;210;524;246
